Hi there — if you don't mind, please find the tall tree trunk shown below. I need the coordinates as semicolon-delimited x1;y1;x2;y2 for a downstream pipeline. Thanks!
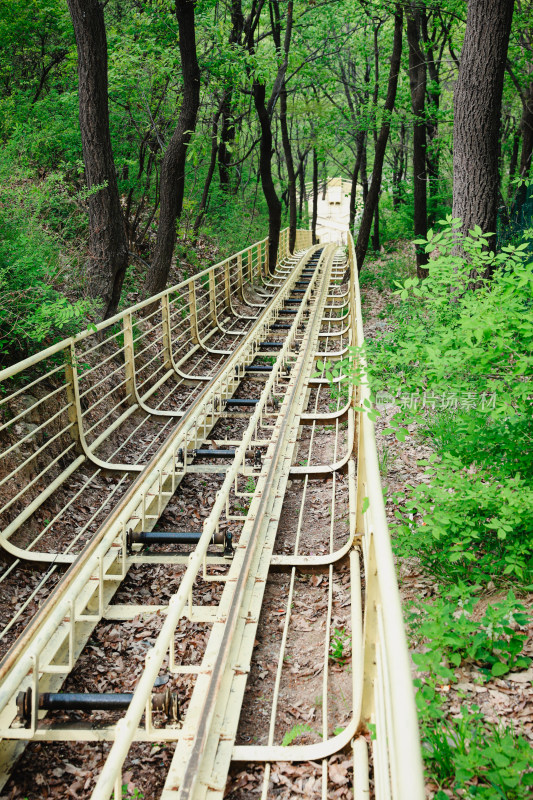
407;7;428;278
421;11;442;226
514;80;533;210
297;148;308;223
349;130;365;230
372;201;380;252
392;122;406;209
145;0;200;297
67;0;129;319
280;86;297;252
507;128;521;201
247;0;293;273
312;148;319;244
519;80;533;177
253;79;282;273
355;8;403;269
193;103;224;238
452;0;514;247
218;1;244;190
360;136;369;203
218;92;234;190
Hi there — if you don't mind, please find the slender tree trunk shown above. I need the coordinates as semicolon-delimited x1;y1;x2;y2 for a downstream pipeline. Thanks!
312;148;319;244
392;122;406;209
218;92;234;190
355;8;403;269
421;11;442;226
407;7;428;278
297;148;308;223
452;0;514;246
372;201;380;251
193;106;223;238
280;86;297;252
145;0;200;297
67;0;129;319
247;0;293;272
507;128;521;201
218;1;244;191
349;130;365;230
253;80;282;273
360;136;369;203
514;80;533;210
519;80;533;177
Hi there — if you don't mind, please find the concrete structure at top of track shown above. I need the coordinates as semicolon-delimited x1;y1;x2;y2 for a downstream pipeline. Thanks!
306;176;354;244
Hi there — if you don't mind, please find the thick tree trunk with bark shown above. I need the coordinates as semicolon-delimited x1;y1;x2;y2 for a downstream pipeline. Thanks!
280;86;297;252
407;8;428;278
452;0;514;243
67;0;129;319
355;9;403;269
145;0;200;297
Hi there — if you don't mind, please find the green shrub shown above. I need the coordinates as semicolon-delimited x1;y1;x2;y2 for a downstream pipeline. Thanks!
408;585;530;680
421;704;533;800
393;455;533;583
0;158;96;364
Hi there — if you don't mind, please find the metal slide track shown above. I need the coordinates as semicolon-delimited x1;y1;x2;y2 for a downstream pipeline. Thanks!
0;231;424;799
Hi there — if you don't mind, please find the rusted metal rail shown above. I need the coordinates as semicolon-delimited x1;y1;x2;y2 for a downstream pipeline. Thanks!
0;230;423;799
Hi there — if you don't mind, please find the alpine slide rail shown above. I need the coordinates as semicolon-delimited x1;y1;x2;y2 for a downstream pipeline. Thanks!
0;228;423;799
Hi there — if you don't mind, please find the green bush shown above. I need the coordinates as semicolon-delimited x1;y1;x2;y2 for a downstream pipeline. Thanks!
408;585;530;680
421;704;533;800
393;455;533;582
0;157;96;364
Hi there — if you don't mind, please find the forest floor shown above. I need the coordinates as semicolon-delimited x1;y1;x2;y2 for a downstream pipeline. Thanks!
361;244;533;798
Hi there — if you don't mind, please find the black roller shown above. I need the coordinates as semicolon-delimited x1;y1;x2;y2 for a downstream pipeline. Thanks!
271;323;291;329
127;528;235;556
194;448;235;458
16;688;180;725
259;341;283;348
246;364;273;372
128;530;224;547
225;398;259;406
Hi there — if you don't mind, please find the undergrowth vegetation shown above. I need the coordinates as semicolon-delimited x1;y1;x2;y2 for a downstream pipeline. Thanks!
0;156;97;362
331;219;533;797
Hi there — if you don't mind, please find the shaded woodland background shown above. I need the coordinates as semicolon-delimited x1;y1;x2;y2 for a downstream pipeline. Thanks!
0;0;531;362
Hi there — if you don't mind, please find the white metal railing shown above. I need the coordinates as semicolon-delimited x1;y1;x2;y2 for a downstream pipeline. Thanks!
348;231;425;799
0;230;303;566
